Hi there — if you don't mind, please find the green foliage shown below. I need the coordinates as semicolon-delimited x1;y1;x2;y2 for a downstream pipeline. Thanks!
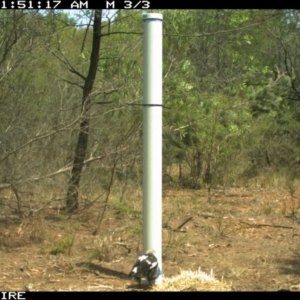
49;238;74;255
2;9;300;216
111;199;140;219
130;222;143;236
248;74;291;117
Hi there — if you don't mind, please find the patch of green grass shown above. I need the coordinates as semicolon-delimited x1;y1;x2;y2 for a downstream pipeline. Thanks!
48;221;80;256
49;238;74;255
129;222;142;236
111;199;140;219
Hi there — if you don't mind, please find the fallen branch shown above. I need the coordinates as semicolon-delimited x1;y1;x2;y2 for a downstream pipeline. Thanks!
114;242;131;253
0;183;11;191
198;213;214;219
175;216;193;231
239;220;293;229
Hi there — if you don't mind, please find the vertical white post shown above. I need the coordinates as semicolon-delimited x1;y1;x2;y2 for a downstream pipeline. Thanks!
143;13;163;285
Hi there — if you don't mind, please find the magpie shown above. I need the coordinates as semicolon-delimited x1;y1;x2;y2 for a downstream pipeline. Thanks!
129;249;161;285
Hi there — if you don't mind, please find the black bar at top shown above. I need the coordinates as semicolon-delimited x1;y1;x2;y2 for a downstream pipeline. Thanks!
0;0;296;9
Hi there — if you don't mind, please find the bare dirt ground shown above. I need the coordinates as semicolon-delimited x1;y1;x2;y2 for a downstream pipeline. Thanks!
1;187;300;291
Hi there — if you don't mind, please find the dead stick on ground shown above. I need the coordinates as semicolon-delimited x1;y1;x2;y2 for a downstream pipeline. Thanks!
176;216;193;231
114;242;131;253
239;220;293;229
198;213;214;218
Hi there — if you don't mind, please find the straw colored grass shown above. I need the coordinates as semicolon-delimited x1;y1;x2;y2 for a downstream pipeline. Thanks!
154;268;232;291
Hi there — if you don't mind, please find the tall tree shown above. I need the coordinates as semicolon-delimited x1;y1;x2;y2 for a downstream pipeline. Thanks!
66;10;102;212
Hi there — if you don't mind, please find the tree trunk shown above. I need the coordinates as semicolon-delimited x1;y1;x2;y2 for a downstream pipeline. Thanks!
66;10;102;213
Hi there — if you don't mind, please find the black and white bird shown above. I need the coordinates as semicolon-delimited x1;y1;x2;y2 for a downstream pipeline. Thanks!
129;249;161;285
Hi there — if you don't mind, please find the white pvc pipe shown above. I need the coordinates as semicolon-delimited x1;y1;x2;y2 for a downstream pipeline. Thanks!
142;13;163;285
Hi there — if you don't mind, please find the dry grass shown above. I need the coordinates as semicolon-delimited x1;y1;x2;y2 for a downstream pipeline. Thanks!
154;268;231;291
2;176;300;290
18;213;47;243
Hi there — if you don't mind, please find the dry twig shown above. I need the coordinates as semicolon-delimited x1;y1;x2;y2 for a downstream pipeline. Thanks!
175;216;193;231
239;220;293;229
